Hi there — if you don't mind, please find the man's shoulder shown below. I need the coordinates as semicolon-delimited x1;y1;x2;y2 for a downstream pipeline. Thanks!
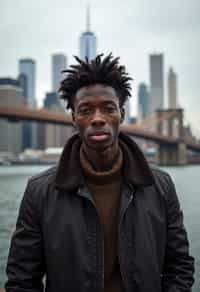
28;165;58;189
19;166;59;215
150;165;175;196
150;165;171;180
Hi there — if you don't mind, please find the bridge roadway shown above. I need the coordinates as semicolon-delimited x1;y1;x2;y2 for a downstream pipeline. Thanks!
0;105;199;152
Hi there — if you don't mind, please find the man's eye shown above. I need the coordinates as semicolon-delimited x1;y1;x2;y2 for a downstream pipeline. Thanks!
79;108;90;115
105;106;116;113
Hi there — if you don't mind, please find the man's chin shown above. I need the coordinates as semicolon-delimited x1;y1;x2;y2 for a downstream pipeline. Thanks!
86;139;113;152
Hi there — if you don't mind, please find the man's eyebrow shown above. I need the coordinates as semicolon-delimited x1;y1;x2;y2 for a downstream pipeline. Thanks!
77;100;116;106
79;89;115;97
102;100;117;106
103;100;116;103
77;101;90;107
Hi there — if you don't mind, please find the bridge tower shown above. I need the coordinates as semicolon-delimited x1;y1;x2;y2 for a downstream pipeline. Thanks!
155;108;186;165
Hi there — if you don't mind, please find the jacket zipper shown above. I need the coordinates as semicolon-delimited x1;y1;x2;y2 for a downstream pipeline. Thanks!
90;204;104;290
79;188;104;290
95;208;104;290
94;207;104;290
118;190;134;291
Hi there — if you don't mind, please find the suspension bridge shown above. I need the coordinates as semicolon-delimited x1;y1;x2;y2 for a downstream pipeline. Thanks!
0;105;200;165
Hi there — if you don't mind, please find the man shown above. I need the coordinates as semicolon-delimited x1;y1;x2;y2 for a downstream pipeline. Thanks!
5;54;194;292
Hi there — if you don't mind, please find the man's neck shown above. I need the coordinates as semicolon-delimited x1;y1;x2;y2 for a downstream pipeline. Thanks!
82;143;119;172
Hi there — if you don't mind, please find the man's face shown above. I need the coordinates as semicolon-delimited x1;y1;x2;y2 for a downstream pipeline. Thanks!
72;84;124;152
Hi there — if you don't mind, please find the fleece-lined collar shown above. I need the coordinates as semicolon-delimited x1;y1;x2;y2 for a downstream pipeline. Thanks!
55;132;155;192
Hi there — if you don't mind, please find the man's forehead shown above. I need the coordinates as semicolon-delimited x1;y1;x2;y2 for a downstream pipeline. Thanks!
75;84;117;99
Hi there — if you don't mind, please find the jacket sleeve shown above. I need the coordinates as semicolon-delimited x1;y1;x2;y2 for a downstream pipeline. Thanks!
5;180;45;292
162;173;195;292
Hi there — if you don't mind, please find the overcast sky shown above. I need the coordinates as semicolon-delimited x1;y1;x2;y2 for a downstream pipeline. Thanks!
0;0;200;136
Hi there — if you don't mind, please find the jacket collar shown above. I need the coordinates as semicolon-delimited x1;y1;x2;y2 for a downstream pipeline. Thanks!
55;132;155;192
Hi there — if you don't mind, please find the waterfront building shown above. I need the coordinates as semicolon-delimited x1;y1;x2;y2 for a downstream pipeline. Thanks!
138;83;149;120
149;53;164;116
44;104;73;149
0;78;24;155
168;67;177;109
52;54;67;92
19;58;37;149
40;92;73;149
37;122;46;150
80;6;97;61
37;92;59;150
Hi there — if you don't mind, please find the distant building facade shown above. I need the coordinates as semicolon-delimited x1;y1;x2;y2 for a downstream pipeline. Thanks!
52;54;67;92
129;116;137;124
80;6;97;61
124;100;131;124
138;83;149;120
19;58;37;149
39;92;73;149
168;67;177;109
37;53;72;150
0;78;24;155
44;92;58;109
149;54;164;116
18;73;28;99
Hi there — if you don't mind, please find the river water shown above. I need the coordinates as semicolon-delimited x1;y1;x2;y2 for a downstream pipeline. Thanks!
0;165;199;290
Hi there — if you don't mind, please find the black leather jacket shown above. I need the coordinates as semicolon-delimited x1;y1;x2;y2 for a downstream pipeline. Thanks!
5;133;195;292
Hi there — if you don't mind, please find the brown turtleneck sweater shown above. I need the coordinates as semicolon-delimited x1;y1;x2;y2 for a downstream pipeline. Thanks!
80;147;125;292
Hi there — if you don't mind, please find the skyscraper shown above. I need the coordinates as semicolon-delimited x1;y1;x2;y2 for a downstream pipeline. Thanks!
0;78;24;155
168;67;177;109
149;54;164;116
19;58;37;149
52;54;67;92
80;6;97;61
19;59;36;108
138;83;149;120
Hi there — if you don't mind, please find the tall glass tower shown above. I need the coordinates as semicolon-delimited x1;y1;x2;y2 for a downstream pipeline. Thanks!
168;67;177;109
19;59;36;108
80;6;97;61
138;83;149;120
52;54;67;92
149;53;164;116
19;58;37;149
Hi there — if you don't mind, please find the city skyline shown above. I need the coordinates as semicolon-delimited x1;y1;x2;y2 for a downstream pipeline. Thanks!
0;0;200;136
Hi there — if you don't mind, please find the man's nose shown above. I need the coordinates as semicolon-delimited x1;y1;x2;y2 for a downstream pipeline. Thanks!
91;109;106;126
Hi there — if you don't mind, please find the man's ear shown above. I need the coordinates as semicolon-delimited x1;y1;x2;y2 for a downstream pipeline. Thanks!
72;111;76;127
120;108;125;123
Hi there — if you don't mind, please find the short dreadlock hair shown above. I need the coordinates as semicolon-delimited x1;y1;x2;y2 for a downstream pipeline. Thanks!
59;53;132;110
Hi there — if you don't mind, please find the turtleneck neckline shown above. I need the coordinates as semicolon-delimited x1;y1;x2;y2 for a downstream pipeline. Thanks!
80;146;123;185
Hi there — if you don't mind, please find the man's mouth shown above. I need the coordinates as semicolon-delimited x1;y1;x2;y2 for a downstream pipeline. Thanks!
89;132;110;142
